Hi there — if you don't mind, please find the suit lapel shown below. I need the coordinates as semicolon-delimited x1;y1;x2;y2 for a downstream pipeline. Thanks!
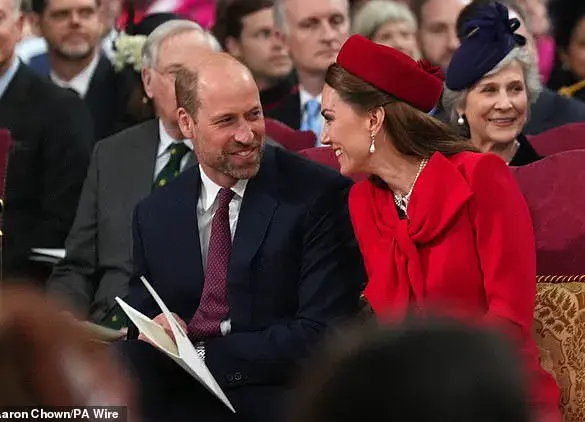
86;55;108;96
0;65;28;129
228;146;278;324
267;90;302;130
28;54;50;77
185;148;197;169
177;166;205;290
529;88;552;129
126;119;160;198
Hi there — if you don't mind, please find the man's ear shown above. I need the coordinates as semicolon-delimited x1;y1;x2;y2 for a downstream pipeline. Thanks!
26;12;40;37
141;68;153;99
177;107;196;140
225;36;242;59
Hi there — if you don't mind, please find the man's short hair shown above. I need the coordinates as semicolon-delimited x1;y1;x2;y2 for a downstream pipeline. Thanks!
273;0;287;34
142;19;205;69
31;0;99;14
273;0;349;35
175;66;201;117
410;0;430;25
213;0;274;50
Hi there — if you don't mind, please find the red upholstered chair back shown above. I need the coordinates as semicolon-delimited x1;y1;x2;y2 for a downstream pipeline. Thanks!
265;118;316;152
299;147;368;182
527;123;585;156
299;146;340;170
510;151;585;275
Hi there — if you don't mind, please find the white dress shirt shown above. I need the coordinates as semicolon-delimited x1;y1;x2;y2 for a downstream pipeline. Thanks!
299;86;324;146
197;167;248;336
50;53;100;98
15;37;47;64
153;120;193;181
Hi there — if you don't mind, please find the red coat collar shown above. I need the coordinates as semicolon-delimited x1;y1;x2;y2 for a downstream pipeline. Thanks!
349;152;477;317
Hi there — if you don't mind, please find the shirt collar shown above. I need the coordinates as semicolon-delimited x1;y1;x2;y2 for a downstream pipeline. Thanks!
0;57;20;101
50;52;100;97
157;119;193;158
199;164;248;212
299;85;322;111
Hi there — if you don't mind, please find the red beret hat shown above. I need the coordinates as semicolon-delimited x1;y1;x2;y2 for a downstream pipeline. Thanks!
336;35;444;113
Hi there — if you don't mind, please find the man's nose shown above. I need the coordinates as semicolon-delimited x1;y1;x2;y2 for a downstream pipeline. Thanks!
234;122;255;144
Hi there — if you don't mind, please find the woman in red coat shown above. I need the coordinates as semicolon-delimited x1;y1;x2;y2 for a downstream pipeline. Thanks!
320;30;560;422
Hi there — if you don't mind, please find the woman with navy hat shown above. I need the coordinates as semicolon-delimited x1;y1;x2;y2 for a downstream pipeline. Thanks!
442;1;542;166
320;7;560;419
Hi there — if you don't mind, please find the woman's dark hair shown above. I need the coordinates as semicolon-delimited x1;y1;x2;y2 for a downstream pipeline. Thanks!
288;318;531;422
325;63;477;159
548;0;585;51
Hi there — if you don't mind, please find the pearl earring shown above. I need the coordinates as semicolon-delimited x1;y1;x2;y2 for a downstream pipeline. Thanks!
457;114;465;126
369;131;375;153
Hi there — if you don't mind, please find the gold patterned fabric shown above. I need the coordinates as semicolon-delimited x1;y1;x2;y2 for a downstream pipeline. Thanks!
533;276;585;422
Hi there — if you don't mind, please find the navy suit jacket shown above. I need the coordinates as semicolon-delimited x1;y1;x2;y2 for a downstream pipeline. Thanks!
264;88;302;130
128;145;365;392
29;53;121;143
524;87;585;135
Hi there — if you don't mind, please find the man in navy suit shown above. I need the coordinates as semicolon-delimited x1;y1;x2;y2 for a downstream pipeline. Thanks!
115;52;365;422
28;0;121;143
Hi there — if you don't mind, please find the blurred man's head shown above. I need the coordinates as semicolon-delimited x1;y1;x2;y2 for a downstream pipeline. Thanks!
176;53;266;188
289;319;531;422
516;0;549;37
215;0;291;91
32;0;102;61
98;0;121;35
274;0;349;82
412;0;469;70
141;20;215;132
0;0;23;76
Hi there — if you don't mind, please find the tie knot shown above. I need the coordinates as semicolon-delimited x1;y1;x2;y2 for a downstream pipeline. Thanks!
169;142;190;159
305;99;321;117
217;188;234;208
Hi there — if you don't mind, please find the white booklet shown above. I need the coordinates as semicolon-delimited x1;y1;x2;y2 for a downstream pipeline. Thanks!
115;276;235;413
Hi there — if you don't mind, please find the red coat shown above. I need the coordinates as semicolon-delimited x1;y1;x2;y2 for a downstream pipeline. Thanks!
349;151;560;417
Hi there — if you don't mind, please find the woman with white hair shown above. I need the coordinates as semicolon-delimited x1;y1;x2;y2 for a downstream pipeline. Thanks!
442;1;542;166
352;0;420;59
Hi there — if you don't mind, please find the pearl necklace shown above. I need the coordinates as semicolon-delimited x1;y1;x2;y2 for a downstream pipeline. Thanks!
393;158;428;217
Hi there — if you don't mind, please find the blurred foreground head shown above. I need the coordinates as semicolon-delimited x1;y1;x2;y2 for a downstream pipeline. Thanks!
289;318;530;422
0;285;134;412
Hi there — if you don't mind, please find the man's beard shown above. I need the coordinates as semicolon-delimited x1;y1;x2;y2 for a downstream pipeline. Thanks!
54;44;94;61
204;140;264;181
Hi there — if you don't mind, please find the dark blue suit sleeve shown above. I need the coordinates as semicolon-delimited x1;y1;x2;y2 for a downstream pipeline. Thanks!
127;203;157;339
205;181;365;388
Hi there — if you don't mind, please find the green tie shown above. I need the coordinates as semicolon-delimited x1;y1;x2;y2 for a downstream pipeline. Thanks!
154;142;190;189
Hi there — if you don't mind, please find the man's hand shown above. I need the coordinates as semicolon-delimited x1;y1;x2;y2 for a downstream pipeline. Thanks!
138;313;188;345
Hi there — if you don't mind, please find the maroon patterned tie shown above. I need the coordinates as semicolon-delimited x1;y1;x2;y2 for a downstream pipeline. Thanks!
188;187;234;340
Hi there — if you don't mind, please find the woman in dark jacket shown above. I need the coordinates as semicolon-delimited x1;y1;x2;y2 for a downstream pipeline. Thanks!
442;1;542;166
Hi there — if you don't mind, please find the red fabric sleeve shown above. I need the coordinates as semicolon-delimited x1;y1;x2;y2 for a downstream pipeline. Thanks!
466;154;536;339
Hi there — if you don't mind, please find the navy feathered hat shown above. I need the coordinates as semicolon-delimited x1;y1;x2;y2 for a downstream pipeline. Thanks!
445;1;526;91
